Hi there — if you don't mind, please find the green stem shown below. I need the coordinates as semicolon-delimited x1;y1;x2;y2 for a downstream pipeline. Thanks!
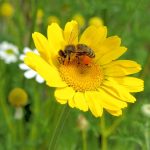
100;115;107;150
29;83;41;150
140;52;150;79
82;131;87;150
145;122;150;150
0;98;15;137
105;117;123;137
0;63;16;141
15;107;24;149
28;0;38;47
48;105;70;150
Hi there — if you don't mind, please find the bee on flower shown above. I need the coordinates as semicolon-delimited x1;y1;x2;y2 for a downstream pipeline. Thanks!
0;41;19;64
19;47;44;83
24;20;144;117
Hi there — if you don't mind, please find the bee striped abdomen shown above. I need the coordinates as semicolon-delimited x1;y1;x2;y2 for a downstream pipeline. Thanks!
76;44;95;58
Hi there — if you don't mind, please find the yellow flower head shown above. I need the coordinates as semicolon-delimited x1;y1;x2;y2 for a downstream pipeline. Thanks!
36;9;44;25
77;114;89;131
47;16;60;25
89;16;104;27
8;88;28;107
0;2;14;17
24;20;144;117
73;13;85;28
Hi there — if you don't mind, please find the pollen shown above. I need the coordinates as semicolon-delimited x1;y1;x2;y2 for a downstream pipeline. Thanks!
59;62;104;92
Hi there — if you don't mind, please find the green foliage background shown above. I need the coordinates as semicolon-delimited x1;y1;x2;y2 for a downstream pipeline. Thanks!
0;0;150;150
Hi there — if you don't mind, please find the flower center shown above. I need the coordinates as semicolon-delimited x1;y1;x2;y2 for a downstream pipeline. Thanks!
5;49;14;55
59;61;104;92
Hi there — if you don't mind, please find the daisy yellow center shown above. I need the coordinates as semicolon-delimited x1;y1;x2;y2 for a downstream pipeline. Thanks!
6;49;14;55
59;62;104;92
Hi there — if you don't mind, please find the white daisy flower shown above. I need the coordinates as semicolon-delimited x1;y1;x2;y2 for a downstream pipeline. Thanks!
19;47;44;83
141;104;150;118
0;41;19;64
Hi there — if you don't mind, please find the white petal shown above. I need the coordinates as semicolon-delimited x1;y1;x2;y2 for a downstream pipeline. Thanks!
33;49;39;55
35;75;44;83
5;56;17;64
19;54;25;61
23;47;32;54
19;63;30;70
24;70;37;79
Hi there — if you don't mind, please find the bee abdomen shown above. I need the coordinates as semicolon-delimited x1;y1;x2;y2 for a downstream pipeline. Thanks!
87;49;95;58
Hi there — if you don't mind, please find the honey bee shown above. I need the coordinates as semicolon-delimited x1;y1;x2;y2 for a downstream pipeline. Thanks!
58;44;95;65
58;27;95;64
58;45;76;64
76;44;95;58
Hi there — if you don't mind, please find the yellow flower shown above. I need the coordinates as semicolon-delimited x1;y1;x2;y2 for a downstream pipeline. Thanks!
89;17;104;27
24;20;144;117
47;16;60;25
73;13;85;28
0;2;14;17
36;9;44;25
77;114;89;131
8;88;28;107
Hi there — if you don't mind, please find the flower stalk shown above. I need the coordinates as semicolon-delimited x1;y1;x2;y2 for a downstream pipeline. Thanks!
48;105;70;150
100;115;107;150
82;130;87;150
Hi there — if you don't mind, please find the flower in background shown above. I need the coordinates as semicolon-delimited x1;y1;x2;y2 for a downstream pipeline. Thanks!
19;47;44;83
8;88;28;107
24;20;144;117
8;88;28;119
77;114;89;131
0;2;14;18
0;41;19;64
141;104;150;118
89;16;104;27
47;15;60;25
36;9;44;25
73;13;85;28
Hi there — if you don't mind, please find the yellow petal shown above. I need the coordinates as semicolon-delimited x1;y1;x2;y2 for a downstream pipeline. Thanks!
54;87;75;100
97;46;127;65
68;98;75;108
73;92;88;112
106;109;122;116
95;36;121;57
103;60;141;76
102;78;136;103
79;26;107;51
47;23;65;58
97;89;127;110
55;98;67;104
32;32;53;65
64;20;78;45
101;36;121;50
24;52;67;87
85;91;103;117
113;77;144;92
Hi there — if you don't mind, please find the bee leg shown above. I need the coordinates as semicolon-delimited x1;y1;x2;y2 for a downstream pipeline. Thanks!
58;57;64;64
68;55;70;62
68;54;71;64
76;55;80;65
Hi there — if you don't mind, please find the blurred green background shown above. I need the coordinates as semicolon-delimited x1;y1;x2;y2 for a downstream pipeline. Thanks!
0;0;150;150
